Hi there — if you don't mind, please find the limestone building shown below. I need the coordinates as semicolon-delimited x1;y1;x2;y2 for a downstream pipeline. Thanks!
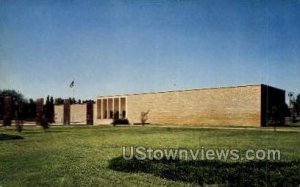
94;84;285;127
54;102;99;125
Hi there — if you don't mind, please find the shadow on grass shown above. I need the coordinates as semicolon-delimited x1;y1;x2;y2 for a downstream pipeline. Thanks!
0;133;23;141
109;156;300;186
23;130;67;134
285;124;300;127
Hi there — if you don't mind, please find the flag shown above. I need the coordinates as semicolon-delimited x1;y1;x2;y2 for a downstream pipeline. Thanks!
69;80;74;88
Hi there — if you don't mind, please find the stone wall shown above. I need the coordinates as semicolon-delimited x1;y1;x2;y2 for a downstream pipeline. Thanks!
70;104;87;125
55;84;285;127
54;104;87;125
126;85;262;127
54;105;63;124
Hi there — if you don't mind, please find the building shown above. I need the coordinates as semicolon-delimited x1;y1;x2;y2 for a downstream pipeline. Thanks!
54;84;285;127
94;84;285;127
54;102;94;125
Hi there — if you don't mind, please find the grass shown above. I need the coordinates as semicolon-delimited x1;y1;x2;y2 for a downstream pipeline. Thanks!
0;125;299;186
109;157;300;186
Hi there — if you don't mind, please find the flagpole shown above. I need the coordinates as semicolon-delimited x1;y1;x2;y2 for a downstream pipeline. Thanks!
72;79;75;99
69;80;75;100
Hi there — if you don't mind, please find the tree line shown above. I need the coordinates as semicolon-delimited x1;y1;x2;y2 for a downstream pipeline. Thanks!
0;89;94;121
288;92;300;121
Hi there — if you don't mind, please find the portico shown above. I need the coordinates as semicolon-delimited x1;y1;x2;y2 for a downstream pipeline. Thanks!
96;96;127;121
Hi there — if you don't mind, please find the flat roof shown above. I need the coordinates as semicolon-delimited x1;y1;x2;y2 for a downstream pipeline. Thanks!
97;84;284;98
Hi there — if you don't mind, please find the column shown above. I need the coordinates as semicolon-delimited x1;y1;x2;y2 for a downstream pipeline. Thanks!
100;99;103;119
125;97;127;118
112;98;115;118
118;97;121;118
106;98;109;119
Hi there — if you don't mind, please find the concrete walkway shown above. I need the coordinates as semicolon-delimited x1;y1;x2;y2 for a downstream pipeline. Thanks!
1;123;300;132
145;124;300;132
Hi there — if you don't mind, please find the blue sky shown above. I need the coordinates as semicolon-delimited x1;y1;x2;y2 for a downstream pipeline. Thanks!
0;0;300;100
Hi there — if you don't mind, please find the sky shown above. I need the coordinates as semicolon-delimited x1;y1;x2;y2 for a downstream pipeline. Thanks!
0;0;300;100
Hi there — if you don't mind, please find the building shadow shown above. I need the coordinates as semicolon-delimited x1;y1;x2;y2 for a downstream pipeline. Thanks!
108;156;300;186
0;133;23;141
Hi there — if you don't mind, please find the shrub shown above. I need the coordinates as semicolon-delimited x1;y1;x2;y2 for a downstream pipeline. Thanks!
3;116;11;126
40;117;49;130
141;110;150;125
15;120;23;133
112;118;129;125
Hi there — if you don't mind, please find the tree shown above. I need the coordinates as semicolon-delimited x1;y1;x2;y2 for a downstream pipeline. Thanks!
44;95;54;123
296;94;300;115
82;100;95;104
55;98;64;105
0;89;26;120
141;110;150;125
67;97;77;104
284;103;290;117
15;102;24;132
49;96;54;122
40;113;50;130
288;92;299;123
27;99;36;120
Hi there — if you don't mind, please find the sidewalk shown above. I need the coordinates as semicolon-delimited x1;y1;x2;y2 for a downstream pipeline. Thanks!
146;124;300;132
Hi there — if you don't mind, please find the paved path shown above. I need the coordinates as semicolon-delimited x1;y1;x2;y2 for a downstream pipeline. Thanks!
1;123;300;132
145;124;300;132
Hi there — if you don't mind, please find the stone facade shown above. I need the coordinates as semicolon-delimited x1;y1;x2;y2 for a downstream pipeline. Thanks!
54;104;87;125
126;85;262;127
54;105;63;124
70;104;87;125
54;84;285;127
96;84;285;127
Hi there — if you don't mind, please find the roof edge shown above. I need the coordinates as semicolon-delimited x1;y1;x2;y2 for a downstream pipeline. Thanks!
97;83;272;98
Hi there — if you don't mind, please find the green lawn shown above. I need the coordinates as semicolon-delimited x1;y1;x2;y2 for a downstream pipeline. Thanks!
0;125;299;186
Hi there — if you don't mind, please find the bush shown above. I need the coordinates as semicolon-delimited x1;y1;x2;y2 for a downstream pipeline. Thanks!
112;118;129;125
141;110;150;125
3;116;11;126
291;115;298;123
40;117;49;130
15;120;23;133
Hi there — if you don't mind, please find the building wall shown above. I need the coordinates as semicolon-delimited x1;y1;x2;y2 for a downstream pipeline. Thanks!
54;105;64;124
126;85;262;127
261;85;286;126
55;103;97;125
93;103;99;124
93;103;111;124
70;104;87;124
54;85;285;127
